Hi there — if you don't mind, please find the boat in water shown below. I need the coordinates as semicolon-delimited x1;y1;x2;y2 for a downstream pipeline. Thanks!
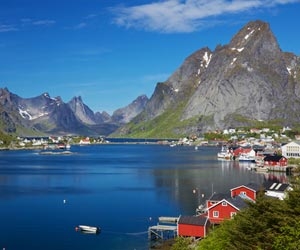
76;225;101;234
238;153;256;162
39;150;73;155
217;146;233;160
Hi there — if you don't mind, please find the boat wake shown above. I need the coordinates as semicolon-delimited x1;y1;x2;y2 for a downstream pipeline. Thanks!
104;230;148;236
125;231;148;236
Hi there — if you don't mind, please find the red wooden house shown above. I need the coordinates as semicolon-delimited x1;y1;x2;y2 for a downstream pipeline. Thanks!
230;183;262;201
207;196;248;224
177;215;210;238
263;155;287;167
206;193;231;209
232;147;255;157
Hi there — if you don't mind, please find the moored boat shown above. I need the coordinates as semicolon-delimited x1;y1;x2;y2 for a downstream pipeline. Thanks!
76;225;101;234
217;146;232;160
238;153;256;162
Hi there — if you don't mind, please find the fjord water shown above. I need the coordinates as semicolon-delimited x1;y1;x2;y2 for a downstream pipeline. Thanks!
0;144;275;249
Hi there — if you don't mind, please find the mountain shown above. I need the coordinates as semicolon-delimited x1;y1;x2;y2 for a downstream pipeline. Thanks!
2;20;300;138
0;88;147;136
68;96;111;124
114;20;300;138
111;95;149;124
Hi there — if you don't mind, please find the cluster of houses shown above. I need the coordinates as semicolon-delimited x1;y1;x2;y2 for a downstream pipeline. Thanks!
217;140;300;173
13;136;111;149
150;181;292;240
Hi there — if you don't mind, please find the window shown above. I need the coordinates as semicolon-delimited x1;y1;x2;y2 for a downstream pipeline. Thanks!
240;191;246;195
222;201;227;206
231;212;237;218
213;211;219;218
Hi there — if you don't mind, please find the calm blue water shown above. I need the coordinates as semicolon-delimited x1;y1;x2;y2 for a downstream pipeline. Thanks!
0;144;286;249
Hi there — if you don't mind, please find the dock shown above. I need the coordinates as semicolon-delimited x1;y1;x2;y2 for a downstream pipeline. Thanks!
158;216;178;223
148;225;177;240
252;165;296;175
148;216;178;240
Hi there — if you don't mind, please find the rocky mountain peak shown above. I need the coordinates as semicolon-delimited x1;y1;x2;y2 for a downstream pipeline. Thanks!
229;20;277;49
42;92;51;98
181;20;297;128
0;88;13;106
68;96;97;125
112;95;149;124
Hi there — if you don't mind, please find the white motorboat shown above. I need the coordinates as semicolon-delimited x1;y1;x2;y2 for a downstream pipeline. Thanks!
217;146;232;160
238;153;256;162
76;225;101;234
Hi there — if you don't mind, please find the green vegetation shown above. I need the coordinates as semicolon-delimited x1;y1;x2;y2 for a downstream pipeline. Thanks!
171;237;193;250
116;102;200;139
286;158;300;166
204;132;230;141
115;108;289;139
0;131;15;147
225;113;283;132
15;124;46;137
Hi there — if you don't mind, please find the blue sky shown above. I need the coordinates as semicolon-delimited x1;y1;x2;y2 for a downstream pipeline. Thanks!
1;0;300;114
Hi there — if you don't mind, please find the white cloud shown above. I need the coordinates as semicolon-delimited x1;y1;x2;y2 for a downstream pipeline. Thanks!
74;22;87;29
85;14;98;19
0;24;18;32
32;20;56;26
21;18;56;26
111;0;299;33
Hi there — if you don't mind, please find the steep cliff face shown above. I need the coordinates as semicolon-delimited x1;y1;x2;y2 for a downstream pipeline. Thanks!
68;96;98;125
120;20;300;136
0;88;30;133
144;47;212;119
181;20;300;130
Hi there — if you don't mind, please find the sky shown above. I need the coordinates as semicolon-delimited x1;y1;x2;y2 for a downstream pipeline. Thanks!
0;0;300;114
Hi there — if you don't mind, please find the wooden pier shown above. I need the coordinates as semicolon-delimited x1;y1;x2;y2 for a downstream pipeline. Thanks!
148;216;178;240
158;216;178;223
148;225;177;240
253;165;296;174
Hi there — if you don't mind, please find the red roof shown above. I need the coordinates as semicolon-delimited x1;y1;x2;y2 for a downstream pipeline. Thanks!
233;147;252;156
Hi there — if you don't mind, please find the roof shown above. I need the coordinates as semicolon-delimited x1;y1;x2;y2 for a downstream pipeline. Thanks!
264;182;290;192
208;196;249;211
178;215;208;226
282;141;300;147
231;183;262;192
264;155;286;162
233;147;254;156
227;196;249;210
208;192;231;201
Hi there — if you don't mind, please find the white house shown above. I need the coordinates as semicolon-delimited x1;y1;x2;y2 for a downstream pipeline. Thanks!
281;141;300;158
79;137;91;145
264;182;292;200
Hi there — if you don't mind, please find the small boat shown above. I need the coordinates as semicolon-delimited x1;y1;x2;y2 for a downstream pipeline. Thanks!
217;146;232;160
76;225;101;234
238;153;256;162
